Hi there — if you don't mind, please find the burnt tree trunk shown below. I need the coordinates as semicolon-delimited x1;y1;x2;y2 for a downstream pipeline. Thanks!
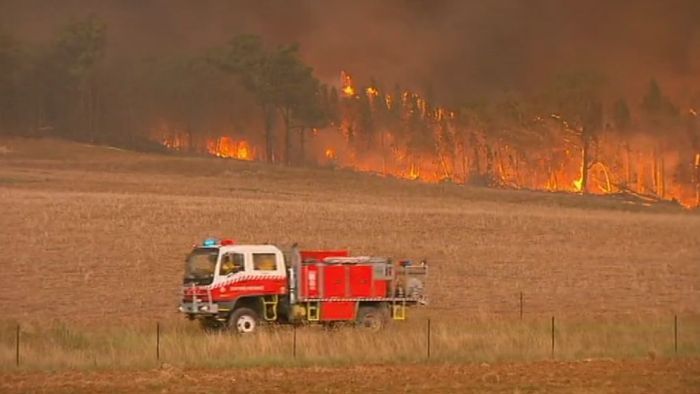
580;129;591;193
652;148;658;194
263;104;274;163
185;122;194;154
485;144;494;177
298;126;306;165
637;152;645;194
460;140;468;184
470;132;481;176
380;131;386;175
282;108;291;166
624;143;631;187
695;153;700;207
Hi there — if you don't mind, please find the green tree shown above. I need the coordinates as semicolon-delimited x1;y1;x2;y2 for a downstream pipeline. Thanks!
293;83;330;165
212;35;276;161
265;44;323;165
212;35;323;164
0;32;21;133
54;16;106;141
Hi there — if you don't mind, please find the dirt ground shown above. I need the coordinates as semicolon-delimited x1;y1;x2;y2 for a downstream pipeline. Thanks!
1;138;699;391
1;358;699;393
0;138;698;324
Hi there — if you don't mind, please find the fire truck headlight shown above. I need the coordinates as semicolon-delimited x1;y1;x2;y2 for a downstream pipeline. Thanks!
199;305;209;312
178;306;184;312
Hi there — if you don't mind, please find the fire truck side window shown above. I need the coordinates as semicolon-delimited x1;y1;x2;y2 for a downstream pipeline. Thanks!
220;253;244;275
253;253;277;271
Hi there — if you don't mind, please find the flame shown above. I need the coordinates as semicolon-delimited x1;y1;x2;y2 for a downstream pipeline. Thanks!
385;94;393;110
340;71;355;97
158;127;188;151
207;137;254;160
153;71;700;210
366;86;379;98
407;163;420;180
572;177;583;192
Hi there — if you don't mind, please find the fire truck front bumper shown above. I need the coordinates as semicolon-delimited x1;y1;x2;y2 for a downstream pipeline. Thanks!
179;302;219;315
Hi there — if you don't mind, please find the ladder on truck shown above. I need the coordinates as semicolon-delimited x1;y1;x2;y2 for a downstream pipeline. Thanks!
391;299;407;320
262;295;278;321
306;301;321;321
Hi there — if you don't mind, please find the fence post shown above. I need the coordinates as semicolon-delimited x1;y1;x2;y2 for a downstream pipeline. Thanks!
550;316;555;358
156;322;160;361
519;292;523;320
426;318;431;359
293;325;297;358
15;324;20;367
674;315;678;355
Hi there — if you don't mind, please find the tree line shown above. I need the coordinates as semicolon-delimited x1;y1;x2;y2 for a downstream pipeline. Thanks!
1;17;698;204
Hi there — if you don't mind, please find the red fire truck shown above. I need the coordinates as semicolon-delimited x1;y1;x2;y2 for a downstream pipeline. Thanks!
179;238;427;333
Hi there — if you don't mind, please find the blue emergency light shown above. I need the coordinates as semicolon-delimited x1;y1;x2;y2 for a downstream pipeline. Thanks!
202;238;219;247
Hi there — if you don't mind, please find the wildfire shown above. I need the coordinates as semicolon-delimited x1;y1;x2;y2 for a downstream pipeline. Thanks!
407;164;420;180
153;71;700;210
366;86;379;98
162;136;187;151
207;137;254;160
340;71;355;97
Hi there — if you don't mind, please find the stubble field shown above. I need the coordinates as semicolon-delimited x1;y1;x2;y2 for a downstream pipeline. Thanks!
0;137;699;392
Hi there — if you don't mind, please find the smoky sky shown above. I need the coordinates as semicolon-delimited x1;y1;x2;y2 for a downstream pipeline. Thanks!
1;0;699;105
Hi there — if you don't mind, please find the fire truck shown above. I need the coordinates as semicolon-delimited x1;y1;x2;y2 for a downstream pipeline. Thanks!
179;238;427;333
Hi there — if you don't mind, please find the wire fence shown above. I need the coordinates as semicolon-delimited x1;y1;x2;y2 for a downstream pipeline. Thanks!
5;312;693;369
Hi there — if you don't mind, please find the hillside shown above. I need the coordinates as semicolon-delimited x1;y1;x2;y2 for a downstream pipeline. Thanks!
0;137;698;324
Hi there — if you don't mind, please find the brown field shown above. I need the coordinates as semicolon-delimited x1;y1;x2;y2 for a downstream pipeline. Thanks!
1;137;699;391
2;359;700;393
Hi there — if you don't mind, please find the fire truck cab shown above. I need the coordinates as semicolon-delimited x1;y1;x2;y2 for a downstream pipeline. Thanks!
179;238;427;333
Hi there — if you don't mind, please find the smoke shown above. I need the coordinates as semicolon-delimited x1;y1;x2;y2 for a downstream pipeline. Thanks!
1;0;698;104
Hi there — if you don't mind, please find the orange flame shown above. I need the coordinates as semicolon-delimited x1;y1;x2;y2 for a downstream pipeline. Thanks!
207;137;254;160
366;86;379;98
340;71;355;97
153;75;700;210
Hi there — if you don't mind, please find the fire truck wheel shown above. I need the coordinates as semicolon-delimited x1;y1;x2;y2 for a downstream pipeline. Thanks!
356;306;385;331
228;308;259;334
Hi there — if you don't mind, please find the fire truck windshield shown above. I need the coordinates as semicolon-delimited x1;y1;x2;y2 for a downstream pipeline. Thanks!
184;248;219;285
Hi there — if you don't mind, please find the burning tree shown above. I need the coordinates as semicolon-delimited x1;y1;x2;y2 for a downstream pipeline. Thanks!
548;71;605;194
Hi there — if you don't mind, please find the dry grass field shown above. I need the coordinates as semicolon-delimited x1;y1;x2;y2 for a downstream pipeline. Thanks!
2;359;700;394
1;137;699;391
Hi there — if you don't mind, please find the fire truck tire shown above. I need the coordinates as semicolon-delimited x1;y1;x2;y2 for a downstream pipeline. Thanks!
228;308;259;334
356;306;386;331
